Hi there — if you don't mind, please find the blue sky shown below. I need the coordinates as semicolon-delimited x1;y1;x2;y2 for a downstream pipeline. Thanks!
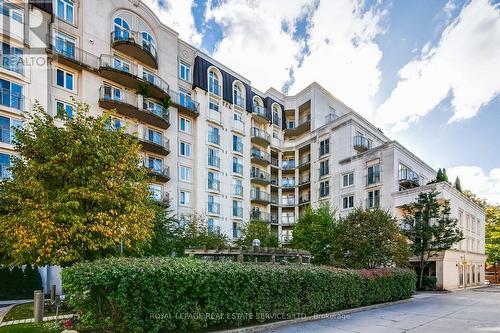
148;0;500;203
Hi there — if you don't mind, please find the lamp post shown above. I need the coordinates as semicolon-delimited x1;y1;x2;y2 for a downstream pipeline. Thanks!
119;226;125;256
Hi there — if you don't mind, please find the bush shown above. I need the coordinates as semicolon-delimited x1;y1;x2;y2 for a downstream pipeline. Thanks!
63;257;416;333
421;276;437;290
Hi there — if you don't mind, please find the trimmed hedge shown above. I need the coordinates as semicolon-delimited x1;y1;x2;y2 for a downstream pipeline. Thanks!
62;257;416;333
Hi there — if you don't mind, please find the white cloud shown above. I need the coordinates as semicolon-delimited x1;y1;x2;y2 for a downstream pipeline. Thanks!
377;0;500;129
205;0;386;119
143;0;202;46
447;166;500;205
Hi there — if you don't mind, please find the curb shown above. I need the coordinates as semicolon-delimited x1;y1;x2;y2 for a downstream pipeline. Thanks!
216;297;415;333
0;314;75;327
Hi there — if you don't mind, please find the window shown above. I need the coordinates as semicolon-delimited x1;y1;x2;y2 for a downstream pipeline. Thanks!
233;82;244;107
179;165;192;182
179;191;190;206
209;99;219;112
208;195;220;214
56;0;74;24
209;70;220;96
149;184;162;201
142;69;156;85
208;126;219;145
233;178;243;196
232;157;243;175
343;195;354;209
1;42;23;75
0;116;21;144
287;120;295;129
179;117;191;133
56;68;74;91
0;1;23;23
319;139;330;156
232;135;243;153
232;200;243;217
102;84;122;101
0;79;23;110
319;160;329;177
208;171;220;191
319;181;329;197
146;128;163;145
54;31;76;58
179;62;191;81
141;32;155;54
147;156;163;173
367;164;381;185
113;16;130;40
208;218;217;233
179;89;193;109
233;112;242;122
367;190;380;208
179;141;191;158
143;99;164;117
232;222;239;239
113;56;130;73
56;100;74;118
207;148;220;168
343;172;354;187
0;153;11;179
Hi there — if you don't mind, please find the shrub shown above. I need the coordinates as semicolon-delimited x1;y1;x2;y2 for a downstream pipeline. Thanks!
421;276;437;290
63;257;416;333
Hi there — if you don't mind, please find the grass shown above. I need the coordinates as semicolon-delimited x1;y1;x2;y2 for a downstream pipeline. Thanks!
0;323;60;333
3;303;72;322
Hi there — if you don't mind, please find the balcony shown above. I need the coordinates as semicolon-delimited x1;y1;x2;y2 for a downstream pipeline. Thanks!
282;197;296;207
251;127;271;146
280;234;293;244
140;133;170;156
251;190;271;204
98;87;170;129
48;41;99;71
250;169;271;185
271;157;279;168
251;148;271;166
252;105;269;123
299;175;311;187
285;114;311;136
282;160;296;171
399;169;420;189
270;194;279;206
298;155;311;170
325;113;339;124
353;135;370;152
144;162;170;182
208;179;221;192
171;91;200;118
208;201;221;215
111;30;158;69
250;210;271;222
271;214;279;225
208;155;220;169
299;195;311;205
282;179;296;188
232;118;245;134
142;71;170;100
281;215;296;225
151;190;169;203
270;176;279;187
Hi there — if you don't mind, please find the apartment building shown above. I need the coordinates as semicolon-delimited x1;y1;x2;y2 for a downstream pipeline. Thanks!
0;0;485;291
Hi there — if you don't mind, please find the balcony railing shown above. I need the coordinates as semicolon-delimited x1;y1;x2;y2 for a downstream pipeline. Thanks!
287;114;311;130
50;40;100;69
143;100;169;122
299;155;311;166
251;190;271;203
271;214;279;224
282;179;296;188
251;127;271;143
171;91;200;115
250;169;270;183
144;161;170;179
399;169;420;185
234;93;245;109
271;157;279;167
271;195;279;205
325;113;339;124
142;132;169;151
299;175;311;185
208;201;221;215
250;148;271;163
233;184;244;196
208;179;221;192
111;29;158;61
250;210;271;222
282;160;296;170
99;54;139;76
100;85;136;105
142;71;170;95
207;131;220;145
281;215;296;225
208;155;220;168
252;105;268;119
270;176;278;186
353;135;370;152
282;197;296;206
299;195;311;204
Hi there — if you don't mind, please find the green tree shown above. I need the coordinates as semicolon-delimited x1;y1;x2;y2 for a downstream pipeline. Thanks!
291;205;337;264
0;267;9;295
462;190;487;208
9;267;23;296
454;177;462;192
182;214;228;250
436;168;443;182
237;220;279;247
442;168;449;182
144;204;184;257
0;102;156;266
401;191;463;289
332;208;411;269
486;205;500;267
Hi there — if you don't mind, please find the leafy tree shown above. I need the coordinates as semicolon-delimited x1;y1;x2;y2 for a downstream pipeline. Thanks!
291;205;337;264
0;267;9;295
0;102;156;266
436;168;443;182
462;190;487;208
22;265;42;297
454;177;462;192
9;266;23;296
332;208;411;269
486;205;500;267
145;204;184;257
401;191;463;289
442;168;449;182
236;219;279;247
182;214;228;250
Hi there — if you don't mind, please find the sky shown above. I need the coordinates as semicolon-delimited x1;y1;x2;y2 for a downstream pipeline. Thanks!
144;0;500;205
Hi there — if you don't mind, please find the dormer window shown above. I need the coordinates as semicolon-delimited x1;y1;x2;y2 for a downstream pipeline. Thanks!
233;82;245;108
209;70;220;96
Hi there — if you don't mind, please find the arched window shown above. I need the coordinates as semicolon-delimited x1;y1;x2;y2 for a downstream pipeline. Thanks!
233;82;245;108
114;17;130;40
141;31;156;55
209;70;220;96
253;96;264;115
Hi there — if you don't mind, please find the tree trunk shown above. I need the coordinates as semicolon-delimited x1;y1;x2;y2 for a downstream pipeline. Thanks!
419;254;425;290
495;262;498;283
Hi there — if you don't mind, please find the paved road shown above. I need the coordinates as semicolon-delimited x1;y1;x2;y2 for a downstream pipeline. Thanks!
263;287;500;333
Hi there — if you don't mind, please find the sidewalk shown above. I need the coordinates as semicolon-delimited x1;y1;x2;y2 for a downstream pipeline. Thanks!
0;300;32;324
0;314;74;327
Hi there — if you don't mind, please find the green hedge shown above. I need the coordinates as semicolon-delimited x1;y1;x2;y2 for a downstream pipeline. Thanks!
62;257;416;333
